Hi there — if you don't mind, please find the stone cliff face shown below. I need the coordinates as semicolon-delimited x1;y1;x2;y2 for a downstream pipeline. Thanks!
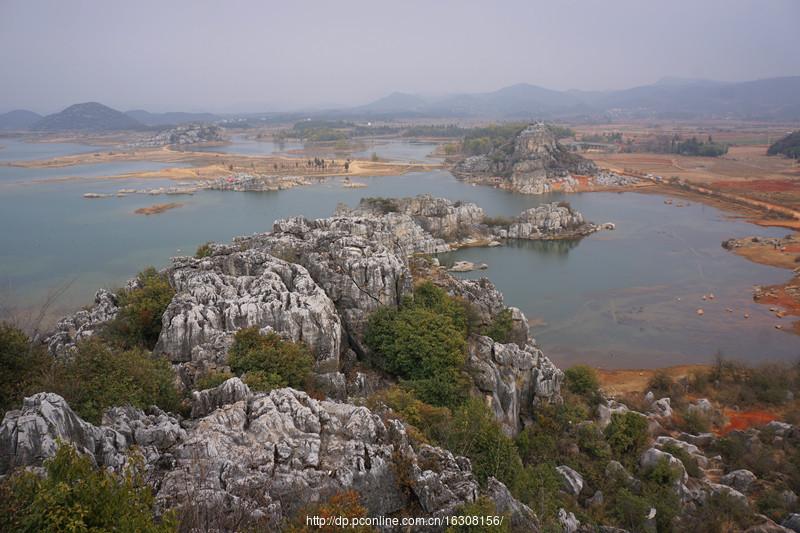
468;336;563;436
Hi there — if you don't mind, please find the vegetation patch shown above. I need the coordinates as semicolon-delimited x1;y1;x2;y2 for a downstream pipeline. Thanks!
104;267;175;350
228;327;314;392
0;443;176;532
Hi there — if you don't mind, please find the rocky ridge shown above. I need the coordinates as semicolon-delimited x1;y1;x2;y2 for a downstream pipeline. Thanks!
14;195;622;529
453;123;635;194
0;382;538;531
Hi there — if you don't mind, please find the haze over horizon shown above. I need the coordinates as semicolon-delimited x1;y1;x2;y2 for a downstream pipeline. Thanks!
1;0;799;114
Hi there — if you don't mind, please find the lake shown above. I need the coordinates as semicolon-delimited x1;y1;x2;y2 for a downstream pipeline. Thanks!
0;136;105;162
0;149;796;367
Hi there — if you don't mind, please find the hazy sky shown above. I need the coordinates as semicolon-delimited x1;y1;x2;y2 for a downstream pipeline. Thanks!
1;0;799;113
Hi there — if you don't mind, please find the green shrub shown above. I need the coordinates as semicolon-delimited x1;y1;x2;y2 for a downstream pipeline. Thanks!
0;442;176;532
647;369;676;396
365;282;471;408
482;215;513;227
483;309;514;343
194;242;213;258
367;386;453;445
228;327;314;391
0;323;49;415
564;365;600;397
576;422;611;461
605;412;649;465
446;398;523;487
679;408;711;434
194;369;235;391
513;463;563;526
366;304;448;378
660;443;701;478
50;338;181;424
446;497;511;533
405;367;472;411
610;488;651;532
682;490;754;532
106;267;175;350
411;281;473;336
360;197;398;214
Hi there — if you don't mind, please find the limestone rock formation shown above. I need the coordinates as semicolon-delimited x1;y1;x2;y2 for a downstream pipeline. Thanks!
2;393;131;474
493;202;598;240
1;383;537;531
45;289;119;357
154;250;342;376
453;123;599;194
355;195;487;241
466;335;564;436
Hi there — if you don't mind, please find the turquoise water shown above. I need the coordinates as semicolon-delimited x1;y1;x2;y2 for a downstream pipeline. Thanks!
0;160;796;366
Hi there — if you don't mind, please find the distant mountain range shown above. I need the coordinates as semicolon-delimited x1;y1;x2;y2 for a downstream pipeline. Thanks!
353;76;800;120
31;102;145;132
0;103;221;132
1;76;798;131
0;110;43;130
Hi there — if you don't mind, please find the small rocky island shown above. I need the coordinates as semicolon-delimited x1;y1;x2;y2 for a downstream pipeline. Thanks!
1;196;797;532
453;122;637;194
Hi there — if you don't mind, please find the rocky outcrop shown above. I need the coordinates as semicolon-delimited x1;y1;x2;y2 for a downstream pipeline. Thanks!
491;202;599;240
45;289;119;357
1;383;536;531
556;465;584;497
453;123;600;194
721;469;758;494
355;195;486;242
154;250;342;374
466;335;563;436
0;393;116;473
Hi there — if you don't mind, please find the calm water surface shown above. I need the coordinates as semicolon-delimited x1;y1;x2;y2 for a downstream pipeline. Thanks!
0;136;105;162
0;150;796;367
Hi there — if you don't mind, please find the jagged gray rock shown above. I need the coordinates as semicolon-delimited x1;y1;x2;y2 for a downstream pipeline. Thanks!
155;250;342;374
498;203;597;240
190;377;252;418
361;195;487;241
45;289;119;357
721;469;758;493
485;477;539;531
640;448;688;485
556;465;584;496
466;335;563;436
0;393;127;473
783;513;800;532
453;123;599;194
1;383;536;530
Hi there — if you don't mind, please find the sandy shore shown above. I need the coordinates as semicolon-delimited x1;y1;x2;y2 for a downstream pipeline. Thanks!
8;146;442;185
